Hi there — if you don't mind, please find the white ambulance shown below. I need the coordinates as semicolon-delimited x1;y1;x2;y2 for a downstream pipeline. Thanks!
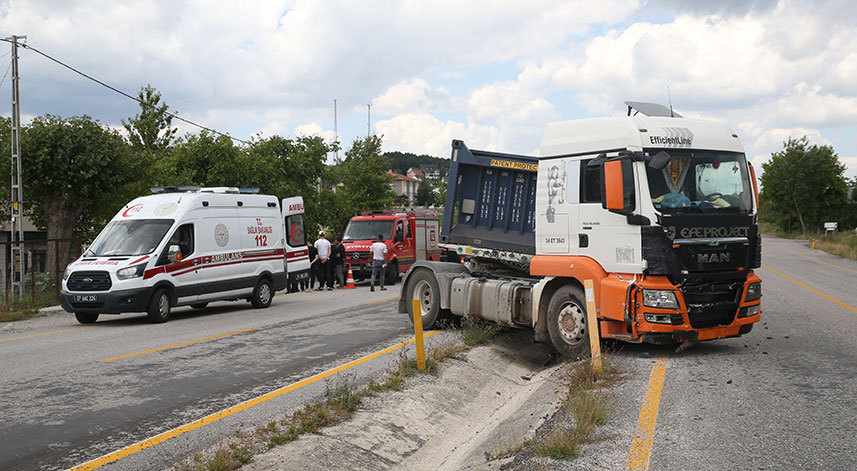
60;187;311;324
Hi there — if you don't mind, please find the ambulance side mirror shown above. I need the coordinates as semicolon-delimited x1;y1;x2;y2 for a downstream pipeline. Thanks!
167;244;181;263
600;158;636;215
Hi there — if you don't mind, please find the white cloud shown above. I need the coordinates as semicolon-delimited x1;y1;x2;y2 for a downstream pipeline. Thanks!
375;113;501;157
372;79;451;115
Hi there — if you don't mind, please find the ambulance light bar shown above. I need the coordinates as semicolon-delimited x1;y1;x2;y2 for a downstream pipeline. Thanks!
150;186;201;194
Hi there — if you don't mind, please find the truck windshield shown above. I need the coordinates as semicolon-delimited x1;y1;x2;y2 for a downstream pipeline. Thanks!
86;219;174;257
646;150;752;213
343;220;393;241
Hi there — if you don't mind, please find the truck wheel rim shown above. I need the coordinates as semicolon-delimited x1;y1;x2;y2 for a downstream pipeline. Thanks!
557;301;585;344
413;280;432;318
259;283;272;304
159;294;169;317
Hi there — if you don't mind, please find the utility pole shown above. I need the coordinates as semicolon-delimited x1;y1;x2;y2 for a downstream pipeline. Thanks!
333;99;338;159
6;34;26;299
367;103;371;139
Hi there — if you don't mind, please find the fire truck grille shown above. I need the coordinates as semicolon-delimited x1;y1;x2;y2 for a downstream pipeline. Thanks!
68;271;112;291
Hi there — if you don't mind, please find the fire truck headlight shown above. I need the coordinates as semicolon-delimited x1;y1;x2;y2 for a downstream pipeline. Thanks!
642;289;678;309
117;263;147;280
744;282;762;302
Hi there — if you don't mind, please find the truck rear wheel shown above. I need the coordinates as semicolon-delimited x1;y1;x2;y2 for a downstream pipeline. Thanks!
406;269;449;329
547;284;590;359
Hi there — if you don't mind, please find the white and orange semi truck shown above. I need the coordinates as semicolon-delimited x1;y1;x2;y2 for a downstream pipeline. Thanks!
399;102;762;356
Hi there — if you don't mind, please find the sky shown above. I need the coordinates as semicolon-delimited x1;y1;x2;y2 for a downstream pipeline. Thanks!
1;0;856;179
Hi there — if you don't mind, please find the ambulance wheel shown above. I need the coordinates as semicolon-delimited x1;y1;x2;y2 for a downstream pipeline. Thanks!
251;278;274;309
147;288;172;323
547;284;590;359
190;303;208;310
75;312;99;324
386;261;398;285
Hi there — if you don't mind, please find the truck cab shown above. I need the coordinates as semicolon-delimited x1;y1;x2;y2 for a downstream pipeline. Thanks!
399;102;761;356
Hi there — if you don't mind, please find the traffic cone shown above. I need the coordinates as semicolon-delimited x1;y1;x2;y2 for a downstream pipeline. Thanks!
345;264;356;289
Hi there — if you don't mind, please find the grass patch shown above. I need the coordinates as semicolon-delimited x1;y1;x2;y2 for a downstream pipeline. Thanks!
0;289;59;323
535;428;580;460
461;319;503;346
176;316;503;471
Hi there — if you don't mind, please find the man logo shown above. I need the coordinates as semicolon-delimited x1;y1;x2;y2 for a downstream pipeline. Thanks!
698;252;730;264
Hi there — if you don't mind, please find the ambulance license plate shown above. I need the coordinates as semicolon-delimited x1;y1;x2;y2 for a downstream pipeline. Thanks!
74;294;99;303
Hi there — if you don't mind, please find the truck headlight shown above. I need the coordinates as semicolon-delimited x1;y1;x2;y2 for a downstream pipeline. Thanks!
117;263;147;280
744;282;761;302
642;289;678;309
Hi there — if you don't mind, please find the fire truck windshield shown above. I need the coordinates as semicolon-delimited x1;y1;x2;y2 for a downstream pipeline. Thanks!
86;219;174;257
646;150;753;213
343;220;394;241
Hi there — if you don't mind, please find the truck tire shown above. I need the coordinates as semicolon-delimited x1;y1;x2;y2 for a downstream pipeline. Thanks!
546;284;590;359
386;261;398;285
405;268;449;329
75;312;99;324
251;277;274;308
147;288;172;323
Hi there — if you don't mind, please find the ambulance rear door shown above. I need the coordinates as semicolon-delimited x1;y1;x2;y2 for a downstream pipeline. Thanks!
282;196;310;284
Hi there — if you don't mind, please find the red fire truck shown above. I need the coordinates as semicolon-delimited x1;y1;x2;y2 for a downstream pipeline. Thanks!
342;211;441;284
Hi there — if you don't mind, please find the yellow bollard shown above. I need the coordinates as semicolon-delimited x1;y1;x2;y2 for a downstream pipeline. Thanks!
412;299;426;371
583;279;603;373
811;238;816;249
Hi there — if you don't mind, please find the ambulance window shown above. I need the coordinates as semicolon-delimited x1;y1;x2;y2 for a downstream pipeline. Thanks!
286;214;306;248
580;160;602;203
158;223;194;265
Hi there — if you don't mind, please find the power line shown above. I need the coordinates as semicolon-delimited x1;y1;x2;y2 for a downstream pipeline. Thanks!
0;57;12;89
0;38;248;144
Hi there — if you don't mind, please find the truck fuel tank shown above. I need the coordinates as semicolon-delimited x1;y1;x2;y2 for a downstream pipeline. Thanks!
449;277;532;327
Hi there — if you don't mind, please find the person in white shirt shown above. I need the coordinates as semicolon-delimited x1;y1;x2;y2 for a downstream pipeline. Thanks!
369;234;388;292
314;231;333;291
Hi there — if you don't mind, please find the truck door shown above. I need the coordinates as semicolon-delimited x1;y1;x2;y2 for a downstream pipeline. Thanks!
282;196;310;284
392;218;412;270
536;158;579;256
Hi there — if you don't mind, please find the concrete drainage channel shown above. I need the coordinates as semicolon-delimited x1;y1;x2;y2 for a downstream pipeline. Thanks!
234;329;565;471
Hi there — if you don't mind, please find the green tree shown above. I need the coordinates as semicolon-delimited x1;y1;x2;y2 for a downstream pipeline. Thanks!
321;135;395;236
414;178;434;206
121;84;177;155
22;114;134;269
435;179;448;207
760;137;848;233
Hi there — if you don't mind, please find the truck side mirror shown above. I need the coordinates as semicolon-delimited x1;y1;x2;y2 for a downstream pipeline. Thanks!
168;244;181;263
600;159;635;215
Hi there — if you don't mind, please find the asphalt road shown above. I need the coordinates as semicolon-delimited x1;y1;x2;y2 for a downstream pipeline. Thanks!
562;235;857;470
0;281;430;471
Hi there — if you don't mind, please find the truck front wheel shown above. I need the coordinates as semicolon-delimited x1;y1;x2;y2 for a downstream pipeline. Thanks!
386;261;398;285
547;284;590;359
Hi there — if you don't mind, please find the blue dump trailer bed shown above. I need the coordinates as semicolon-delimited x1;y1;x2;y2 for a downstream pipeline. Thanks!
440;140;538;255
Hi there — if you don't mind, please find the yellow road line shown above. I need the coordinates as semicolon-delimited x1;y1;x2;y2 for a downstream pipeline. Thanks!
369;296;399;304
72;331;439;470
762;264;857;315
0;326;96;343
100;327;262;363
627;354;669;470
783;250;857;275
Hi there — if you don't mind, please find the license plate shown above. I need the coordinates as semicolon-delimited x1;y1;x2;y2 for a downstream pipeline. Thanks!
74;294;98;303
295;272;309;281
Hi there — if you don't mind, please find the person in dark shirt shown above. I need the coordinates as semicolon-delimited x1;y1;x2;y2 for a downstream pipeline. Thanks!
306;239;318;292
333;237;346;288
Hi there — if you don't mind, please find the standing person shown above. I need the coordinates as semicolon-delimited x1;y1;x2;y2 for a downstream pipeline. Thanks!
369;234;388;292
305;239;318;292
315;231;333;291
333;237;346;288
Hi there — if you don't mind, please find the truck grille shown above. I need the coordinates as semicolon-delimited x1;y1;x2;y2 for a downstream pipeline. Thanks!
67;271;112;292
682;282;742;329
346;251;371;263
